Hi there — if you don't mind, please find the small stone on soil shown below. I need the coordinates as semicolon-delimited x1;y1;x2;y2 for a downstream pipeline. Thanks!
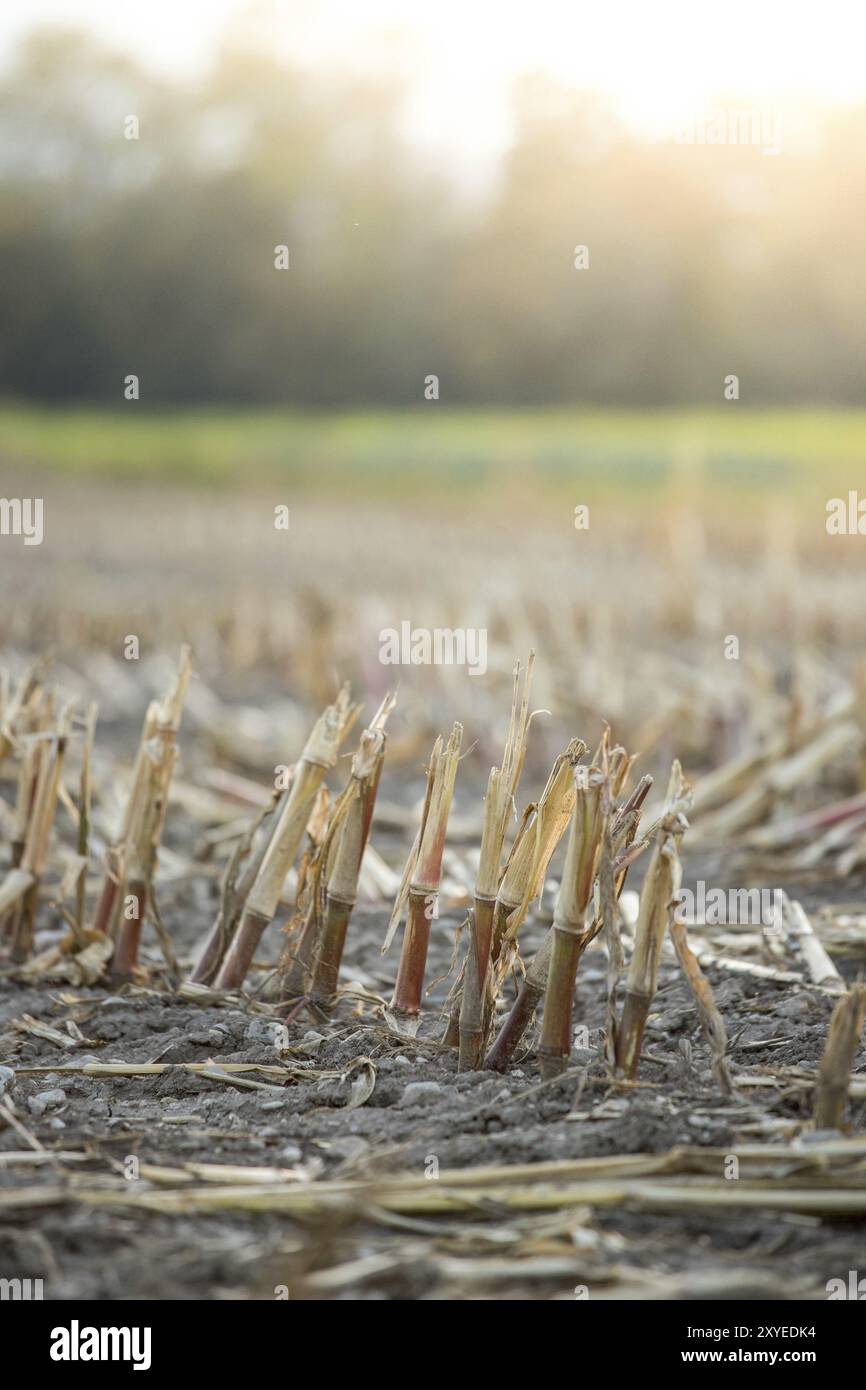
398;1081;443;1106
28;1088;67;1116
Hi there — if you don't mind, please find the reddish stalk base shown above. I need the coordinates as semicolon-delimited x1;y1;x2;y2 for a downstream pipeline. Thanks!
110;882;148;980
213;909;268;990
391;893;433;1017
484;977;543;1072
187;917;228;985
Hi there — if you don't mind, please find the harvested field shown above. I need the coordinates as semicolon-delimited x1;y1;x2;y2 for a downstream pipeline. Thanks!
1;477;865;1303
5;3;866;1337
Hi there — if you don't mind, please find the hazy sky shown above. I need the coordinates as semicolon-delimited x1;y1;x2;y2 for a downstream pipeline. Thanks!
3;0;865;169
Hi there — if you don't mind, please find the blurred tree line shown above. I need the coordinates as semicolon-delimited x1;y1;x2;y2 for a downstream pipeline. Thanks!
2;28;865;406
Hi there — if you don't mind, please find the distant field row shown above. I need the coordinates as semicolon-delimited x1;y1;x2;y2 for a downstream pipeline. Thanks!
1;405;863;506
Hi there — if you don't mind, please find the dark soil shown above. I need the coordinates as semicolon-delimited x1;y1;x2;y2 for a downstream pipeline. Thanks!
2;854;865;1301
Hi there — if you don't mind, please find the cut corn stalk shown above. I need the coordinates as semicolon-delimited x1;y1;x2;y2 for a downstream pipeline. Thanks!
458;656;535;1070
187;790;284;985
213;685;359;990
603;771;652;1066
485;754;651;1075
74;702;98;946
489;738;586;980
480;740;587;1069
274;785;331;1000
777;892;844;993
669;916;733;1096
93;701;160;941
537;740;609;1079
308;695;394;1013
110;647;192;979
9;704;74;961
0;656;51;765
813;984;866;1129
0;687;49;943
615;760;691;1080
387;722;462;1032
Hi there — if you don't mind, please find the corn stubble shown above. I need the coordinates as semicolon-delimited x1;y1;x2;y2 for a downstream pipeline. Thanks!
484;738;645;1074
277;693;394;1008
813;984;866;1129
1;646;841;1124
0;650;193;982
6;706;73;961
537;739;614;1079
187;791;282;986
614;761;692;1080
210;685;359;990
457;655;535;1070
307;697;393;1013
108;647;192;979
385;722;463;1034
